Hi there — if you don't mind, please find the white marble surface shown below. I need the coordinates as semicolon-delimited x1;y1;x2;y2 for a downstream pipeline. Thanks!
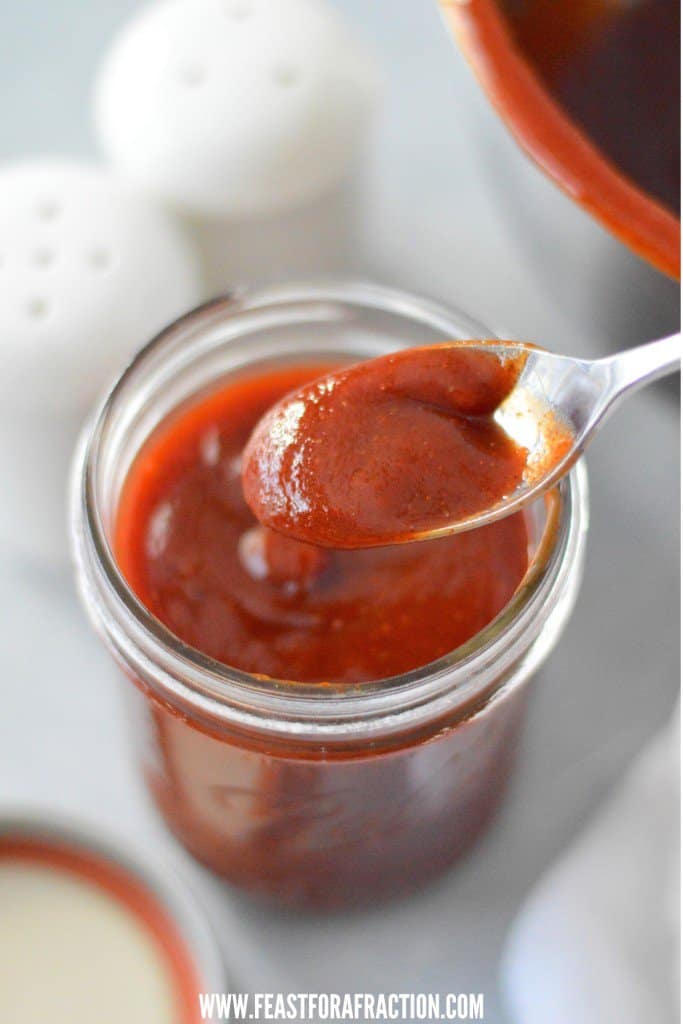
0;2;679;1022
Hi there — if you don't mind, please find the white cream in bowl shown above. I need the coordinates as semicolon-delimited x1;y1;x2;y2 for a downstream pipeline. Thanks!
0;859;183;1024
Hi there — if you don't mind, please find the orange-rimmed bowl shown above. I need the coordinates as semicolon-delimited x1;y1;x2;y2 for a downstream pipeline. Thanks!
439;0;680;280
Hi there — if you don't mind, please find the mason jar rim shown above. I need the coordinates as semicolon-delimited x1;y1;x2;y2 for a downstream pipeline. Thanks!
71;279;589;744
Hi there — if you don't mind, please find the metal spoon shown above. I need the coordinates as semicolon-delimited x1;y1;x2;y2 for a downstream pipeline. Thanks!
243;333;680;547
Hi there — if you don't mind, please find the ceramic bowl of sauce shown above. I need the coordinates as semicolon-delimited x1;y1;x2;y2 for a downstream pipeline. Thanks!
0;811;225;1023
440;0;680;278
71;282;589;909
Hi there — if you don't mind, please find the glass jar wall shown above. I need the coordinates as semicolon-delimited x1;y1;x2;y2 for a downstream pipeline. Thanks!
71;282;588;909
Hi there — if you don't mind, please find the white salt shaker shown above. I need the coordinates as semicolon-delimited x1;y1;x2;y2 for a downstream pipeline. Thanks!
0;160;203;565
94;0;382;218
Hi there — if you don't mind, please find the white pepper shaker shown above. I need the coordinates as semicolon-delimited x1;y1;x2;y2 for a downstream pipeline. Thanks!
0;160;203;565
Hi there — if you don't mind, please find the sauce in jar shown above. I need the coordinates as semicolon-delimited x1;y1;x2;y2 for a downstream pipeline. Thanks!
115;363;529;683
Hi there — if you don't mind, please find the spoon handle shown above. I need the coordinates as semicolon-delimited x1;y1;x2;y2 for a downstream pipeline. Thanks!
598;333;681;401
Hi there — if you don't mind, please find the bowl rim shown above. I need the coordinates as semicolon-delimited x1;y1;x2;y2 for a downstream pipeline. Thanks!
0;806;227;1018
439;0;680;280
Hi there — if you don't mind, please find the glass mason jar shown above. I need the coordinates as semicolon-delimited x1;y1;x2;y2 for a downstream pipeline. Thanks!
71;281;589;910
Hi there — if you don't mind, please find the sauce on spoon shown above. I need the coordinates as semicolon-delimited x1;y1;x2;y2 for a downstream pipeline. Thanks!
242;345;530;548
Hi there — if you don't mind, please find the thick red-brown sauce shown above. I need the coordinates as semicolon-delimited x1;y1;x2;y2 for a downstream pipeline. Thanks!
115;363;529;684
508;0;681;213
242;346;528;548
